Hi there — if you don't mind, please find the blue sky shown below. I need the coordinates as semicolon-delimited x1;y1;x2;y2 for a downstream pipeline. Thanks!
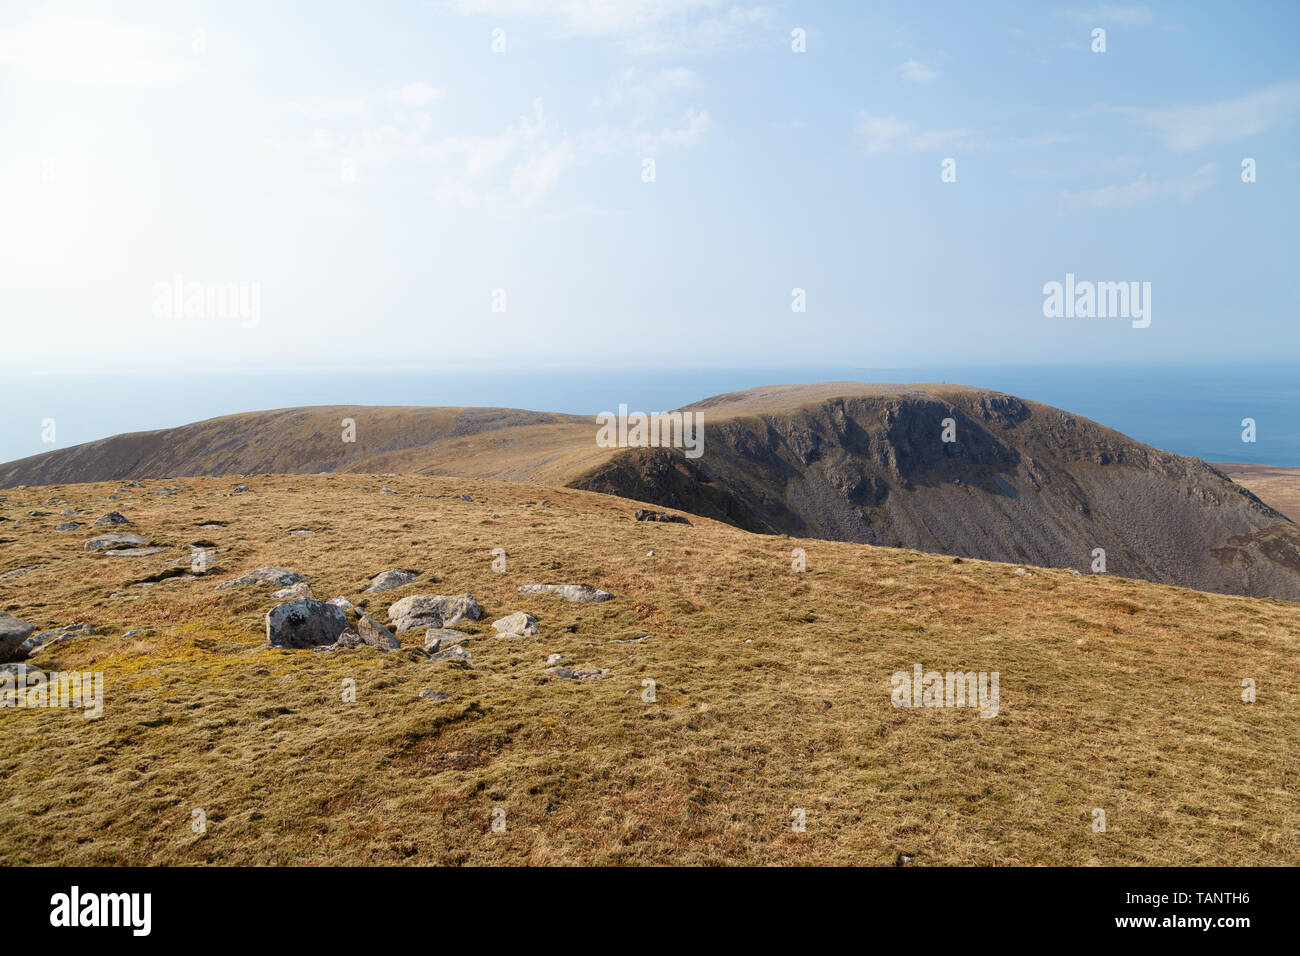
1;0;1298;372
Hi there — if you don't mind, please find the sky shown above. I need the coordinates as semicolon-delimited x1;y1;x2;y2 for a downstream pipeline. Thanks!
1;0;1298;373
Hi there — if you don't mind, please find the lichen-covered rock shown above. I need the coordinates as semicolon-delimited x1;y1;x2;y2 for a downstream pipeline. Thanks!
0;611;36;662
364;569;418;593
84;532;147;551
518;584;614;603
265;599;348;649
492;611;539;636
387;594;481;634
215;567;306;591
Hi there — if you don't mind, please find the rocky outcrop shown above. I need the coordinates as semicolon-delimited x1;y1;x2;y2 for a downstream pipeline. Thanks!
84;532;147;551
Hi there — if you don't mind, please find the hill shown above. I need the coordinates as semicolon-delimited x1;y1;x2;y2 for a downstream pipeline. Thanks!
0;475;1296;864
3;383;1299;601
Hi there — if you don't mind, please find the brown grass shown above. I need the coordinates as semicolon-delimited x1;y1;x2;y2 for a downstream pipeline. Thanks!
0;474;1296;865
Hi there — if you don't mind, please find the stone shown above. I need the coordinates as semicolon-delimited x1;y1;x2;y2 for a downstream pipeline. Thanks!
492;611;539;636
612;635;651;644
0;565;43;581
272;582;314;600
356;611;400;650
215;567;306;591
518;583;614;603
364;569;419;593
84;532;148;551
546;666;611;682
233;484;249;494
104;547;169;557
93;511;131;526
419;690;452;702
387;594;482;633
55;521;83;531
0;611;35;662
265;599;349;649
428;644;473;664
460;494;473;502
634;509;692;525
422;629;471;653
546;653;563;666
380;487;397;495
327;596;355;612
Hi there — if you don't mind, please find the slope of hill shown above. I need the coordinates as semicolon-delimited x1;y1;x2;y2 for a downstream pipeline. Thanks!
3;383;1299;601
1217;463;1300;524
0;475;1296;865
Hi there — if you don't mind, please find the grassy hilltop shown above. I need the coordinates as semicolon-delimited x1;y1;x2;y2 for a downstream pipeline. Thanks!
1;474;1296;865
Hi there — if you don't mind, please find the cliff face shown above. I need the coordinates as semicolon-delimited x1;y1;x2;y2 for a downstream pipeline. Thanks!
3;382;1298;601
570;387;1300;601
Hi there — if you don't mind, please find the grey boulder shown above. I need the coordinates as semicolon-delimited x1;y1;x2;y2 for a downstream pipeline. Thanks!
266;599;349;649
387;594;482;634
0;611;36;662
84;532;148;552
364;569;418;593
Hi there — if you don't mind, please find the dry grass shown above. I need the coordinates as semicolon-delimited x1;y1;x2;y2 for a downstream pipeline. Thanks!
1218;463;1300;523
1;474;1297;865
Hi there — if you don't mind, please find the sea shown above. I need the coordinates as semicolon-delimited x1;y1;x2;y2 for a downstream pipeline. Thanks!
1;363;1297;468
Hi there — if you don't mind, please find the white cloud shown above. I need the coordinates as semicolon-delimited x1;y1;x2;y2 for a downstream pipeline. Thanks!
1059;162;1217;210
594;68;697;110
856;113;979;155
286;95;370;119
1117;81;1300;151
899;59;937;83
0;17;190;87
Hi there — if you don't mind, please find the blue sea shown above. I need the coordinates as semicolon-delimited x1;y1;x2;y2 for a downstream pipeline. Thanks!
1;364;1297;468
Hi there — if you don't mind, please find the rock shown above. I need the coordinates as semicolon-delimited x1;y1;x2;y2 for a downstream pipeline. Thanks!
634;509;692;525
387;594;482;633
123;629;142;638
84;532;148;551
265;599;349;649
546;653;563;666
18;624;92;657
428;644;473;664
364;569;418;593
518;583;614;603
894;852;915;866
612;635;651;644
546;666;611;682
93;511;131;526
289;529;315;536
0;565;43;581
200;524;224;531
55;521;83;531
492;611;538;636
419;690;452;702
380;487;397;495
104;547;169;557
460;494;473;502
422;629;471;653
0;611;35;662
233;484;249;494
215;567;306;591
327;596;355;612
356;611;400;650
272;582;314;600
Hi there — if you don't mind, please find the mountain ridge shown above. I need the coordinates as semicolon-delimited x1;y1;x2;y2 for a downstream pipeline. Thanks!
4;383;1298;601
